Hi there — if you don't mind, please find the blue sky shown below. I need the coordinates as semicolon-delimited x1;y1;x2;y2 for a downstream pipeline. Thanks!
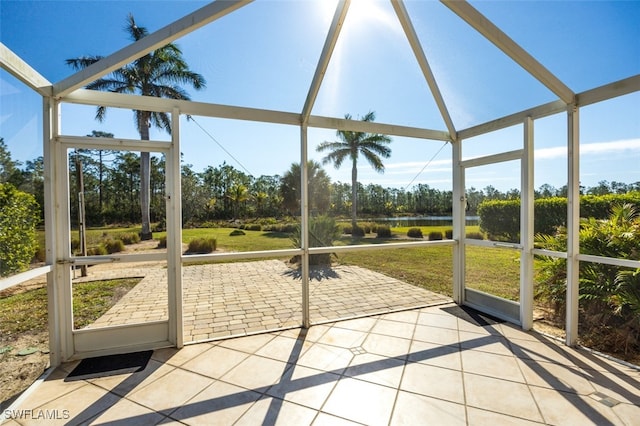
1;0;639;192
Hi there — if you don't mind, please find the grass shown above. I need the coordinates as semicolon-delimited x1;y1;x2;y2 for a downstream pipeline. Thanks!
465;245;521;301
0;278;141;337
0;288;48;337
338;244;454;297
36;223;515;300
72;278;141;329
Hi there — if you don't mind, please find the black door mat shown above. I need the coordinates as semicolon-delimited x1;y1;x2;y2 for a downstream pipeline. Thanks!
65;350;152;381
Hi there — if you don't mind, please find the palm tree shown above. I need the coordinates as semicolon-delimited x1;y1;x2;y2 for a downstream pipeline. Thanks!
316;111;392;228
227;183;249;219
66;14;205;240
280;161;331;215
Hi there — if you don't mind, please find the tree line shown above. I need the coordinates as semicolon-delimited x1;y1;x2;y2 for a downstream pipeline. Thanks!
3;137;640;228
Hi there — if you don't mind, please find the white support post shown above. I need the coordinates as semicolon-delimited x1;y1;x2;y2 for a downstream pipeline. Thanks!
566;105;580;345
167;108;184;347
43;97;61;367
50;100;74;361
452;139;465;304
520;117;534;330
300;125;310;328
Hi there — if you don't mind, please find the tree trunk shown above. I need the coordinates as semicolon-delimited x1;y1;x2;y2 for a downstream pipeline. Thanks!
351;159;358;229
140;119;152;240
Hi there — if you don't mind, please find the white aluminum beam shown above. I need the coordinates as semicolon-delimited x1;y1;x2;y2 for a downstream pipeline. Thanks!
57;135;171;153
63;89;302;126
68;253;166;265
301;0;350;123
566;105;580;346
460;149;522;168
52;99;74;361
391;0;457;137
43;97;61;367
452;139;464;304
531;248;568;259
183;248;303;263
0;265;52;293
301;125;310;328
464;239;522;250
63;89;451;141
459;100;566;140
0;43;52;96
578;254;640;270
441;0;575;104
167;108;183;347
577;74;640;107
310;239;454;254
520;116;534;330
53;0;253;97
308;115;450;141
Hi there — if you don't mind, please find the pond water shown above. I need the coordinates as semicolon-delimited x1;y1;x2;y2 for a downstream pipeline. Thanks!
340;216;479;227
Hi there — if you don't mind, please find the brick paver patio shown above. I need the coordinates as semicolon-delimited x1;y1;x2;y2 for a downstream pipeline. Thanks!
79;260;451;342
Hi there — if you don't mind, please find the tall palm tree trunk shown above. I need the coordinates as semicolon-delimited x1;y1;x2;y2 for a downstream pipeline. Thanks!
351;159;358;229
140;118;152;240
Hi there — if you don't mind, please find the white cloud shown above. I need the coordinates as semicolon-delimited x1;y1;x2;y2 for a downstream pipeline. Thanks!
535;138;640;160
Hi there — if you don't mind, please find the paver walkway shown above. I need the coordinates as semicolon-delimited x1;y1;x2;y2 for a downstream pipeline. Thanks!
80;260;451;342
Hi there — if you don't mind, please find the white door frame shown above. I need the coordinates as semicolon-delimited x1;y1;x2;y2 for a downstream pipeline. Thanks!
49;106;183;361
453;118;535;328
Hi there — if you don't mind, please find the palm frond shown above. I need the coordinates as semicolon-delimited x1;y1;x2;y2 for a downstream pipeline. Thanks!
65;56;103;70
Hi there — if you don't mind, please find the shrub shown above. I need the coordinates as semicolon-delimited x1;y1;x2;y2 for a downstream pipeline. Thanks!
283;223;298;233
0;183;39;276
201;221;219;228
118;232;140;245
157;236;167;249
71;238;80;252
352;225;365;237
186;237;217;254
445;229;453;239
477;194;640;242
104;239;125;254
361;222;376;233
536;203;640;359
376;225;392;238
87;245;108;256
428;231;443;241
258;217;277;226
290;215;340;265
246;224;262;231
265;223;297;233
465;231;484;240
229;229;246;236
34;246;46;263
341;224;352;235
407;228;423;238
152;218;166;232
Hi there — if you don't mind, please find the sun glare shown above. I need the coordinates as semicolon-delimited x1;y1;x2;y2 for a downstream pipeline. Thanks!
316;0;399;34
348;0;398;31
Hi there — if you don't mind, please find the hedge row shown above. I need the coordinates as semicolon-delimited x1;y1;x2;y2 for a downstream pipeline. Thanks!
478;193;640;242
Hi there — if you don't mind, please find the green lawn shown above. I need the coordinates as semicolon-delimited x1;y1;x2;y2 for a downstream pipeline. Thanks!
39;223;516;300
0;278;140;337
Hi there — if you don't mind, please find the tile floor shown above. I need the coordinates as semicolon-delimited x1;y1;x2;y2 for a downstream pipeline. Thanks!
5;303;640;425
